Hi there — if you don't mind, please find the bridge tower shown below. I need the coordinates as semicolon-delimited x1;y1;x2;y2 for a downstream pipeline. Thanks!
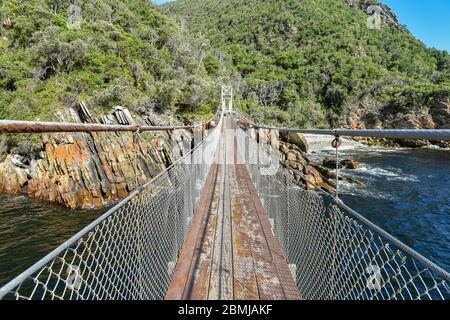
221;85;233;114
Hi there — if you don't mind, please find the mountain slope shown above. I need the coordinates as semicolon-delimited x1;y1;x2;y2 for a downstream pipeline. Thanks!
163;0;450;129
0;0;216;122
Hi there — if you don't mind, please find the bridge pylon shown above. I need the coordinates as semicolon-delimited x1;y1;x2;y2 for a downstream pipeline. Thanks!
221;85;233;114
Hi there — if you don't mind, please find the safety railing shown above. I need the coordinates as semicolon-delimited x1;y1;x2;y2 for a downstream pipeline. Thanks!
0;115;223;300
235;125;450;300
0;109;221;133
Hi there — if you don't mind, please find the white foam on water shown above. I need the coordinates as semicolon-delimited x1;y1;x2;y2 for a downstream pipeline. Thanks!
6;195;27;201
355;164;419;182
303;134;365;153
425;145;450;151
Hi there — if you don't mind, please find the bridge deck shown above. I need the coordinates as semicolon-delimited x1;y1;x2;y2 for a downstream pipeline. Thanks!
165;117;301;300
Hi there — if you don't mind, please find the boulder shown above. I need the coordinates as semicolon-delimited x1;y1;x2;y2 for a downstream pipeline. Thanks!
311;163;366;188
430;101;450;128
10;154;27;169
394;139;429;148
287;151;297;162
280;131;308;153
323;158;361;170
341;159;361;169
0;155;29;193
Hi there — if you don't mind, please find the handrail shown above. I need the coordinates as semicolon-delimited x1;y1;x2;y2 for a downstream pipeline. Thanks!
252;125;450;141
237;114;450;279
235;111;450;141
256;135;450;280
290;169;450;281
0;120;199;133
0;109;220;134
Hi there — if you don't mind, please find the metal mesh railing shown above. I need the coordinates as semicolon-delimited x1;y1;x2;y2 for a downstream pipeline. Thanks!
236;126;450;300
0;116;223;300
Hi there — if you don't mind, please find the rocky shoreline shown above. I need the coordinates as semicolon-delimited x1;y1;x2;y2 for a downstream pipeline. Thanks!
0;111;361;209
0;103;191;209
356;137;450;149
242;125;366;193
6;103;443;209
346;99;450;149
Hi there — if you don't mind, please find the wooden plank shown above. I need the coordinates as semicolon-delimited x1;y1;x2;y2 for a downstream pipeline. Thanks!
219;119;235;299
186;165;221;299
234;165;285;299
165;120;224;300
232;118;302;300
220;163;234;299
230;164;259;300
208;161;226;299
164;161;219;300
238;164;303;300
208;151;234;300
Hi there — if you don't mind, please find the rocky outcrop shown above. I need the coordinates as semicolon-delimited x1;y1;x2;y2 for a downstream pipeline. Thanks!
344;0;407;32
430;101;450;129
0;155;29;194
323;158;361;170
310;163;367;188
0;103;191;208
346;99;450;148
279;131;309;153
252;127;334;192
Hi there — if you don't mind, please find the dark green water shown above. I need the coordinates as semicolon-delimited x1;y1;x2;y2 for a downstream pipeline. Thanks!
313;146;450;271
0;194;107;287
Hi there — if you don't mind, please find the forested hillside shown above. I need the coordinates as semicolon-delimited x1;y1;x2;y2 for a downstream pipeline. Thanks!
163;0;450;129
0;0;216;122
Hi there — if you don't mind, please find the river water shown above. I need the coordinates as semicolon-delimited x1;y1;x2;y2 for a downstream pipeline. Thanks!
0;194;107;287
0;140;449;287
306;135;450;271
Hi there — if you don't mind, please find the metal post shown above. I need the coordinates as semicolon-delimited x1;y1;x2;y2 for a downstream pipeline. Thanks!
332;135;341;200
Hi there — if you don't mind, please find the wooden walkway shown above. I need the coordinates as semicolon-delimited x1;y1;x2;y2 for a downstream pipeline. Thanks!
165;116;301;300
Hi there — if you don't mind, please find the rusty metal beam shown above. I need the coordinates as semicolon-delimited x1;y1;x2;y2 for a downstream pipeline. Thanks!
0;120;204;134
0;109;221;134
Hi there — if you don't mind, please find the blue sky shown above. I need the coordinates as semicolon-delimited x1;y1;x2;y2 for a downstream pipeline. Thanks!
152;0;450;52
382;0;450;52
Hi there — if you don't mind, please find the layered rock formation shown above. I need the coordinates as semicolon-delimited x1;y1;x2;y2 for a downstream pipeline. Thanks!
346;99;450;148
0;154;29;194
0;104;192;208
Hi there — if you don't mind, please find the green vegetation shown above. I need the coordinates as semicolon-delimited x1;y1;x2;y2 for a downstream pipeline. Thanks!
1;0;449;131
164;0;450;128
0;0;217;122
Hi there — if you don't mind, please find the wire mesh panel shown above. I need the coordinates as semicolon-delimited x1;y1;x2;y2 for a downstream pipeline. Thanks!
236;126;450;300
0;116;222;300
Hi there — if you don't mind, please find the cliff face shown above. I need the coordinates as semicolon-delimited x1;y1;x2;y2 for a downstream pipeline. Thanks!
0;105;191;209
345;98;450;147
344;0;406;31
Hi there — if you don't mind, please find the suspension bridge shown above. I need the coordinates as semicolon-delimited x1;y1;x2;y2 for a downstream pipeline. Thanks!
0;86;449;300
